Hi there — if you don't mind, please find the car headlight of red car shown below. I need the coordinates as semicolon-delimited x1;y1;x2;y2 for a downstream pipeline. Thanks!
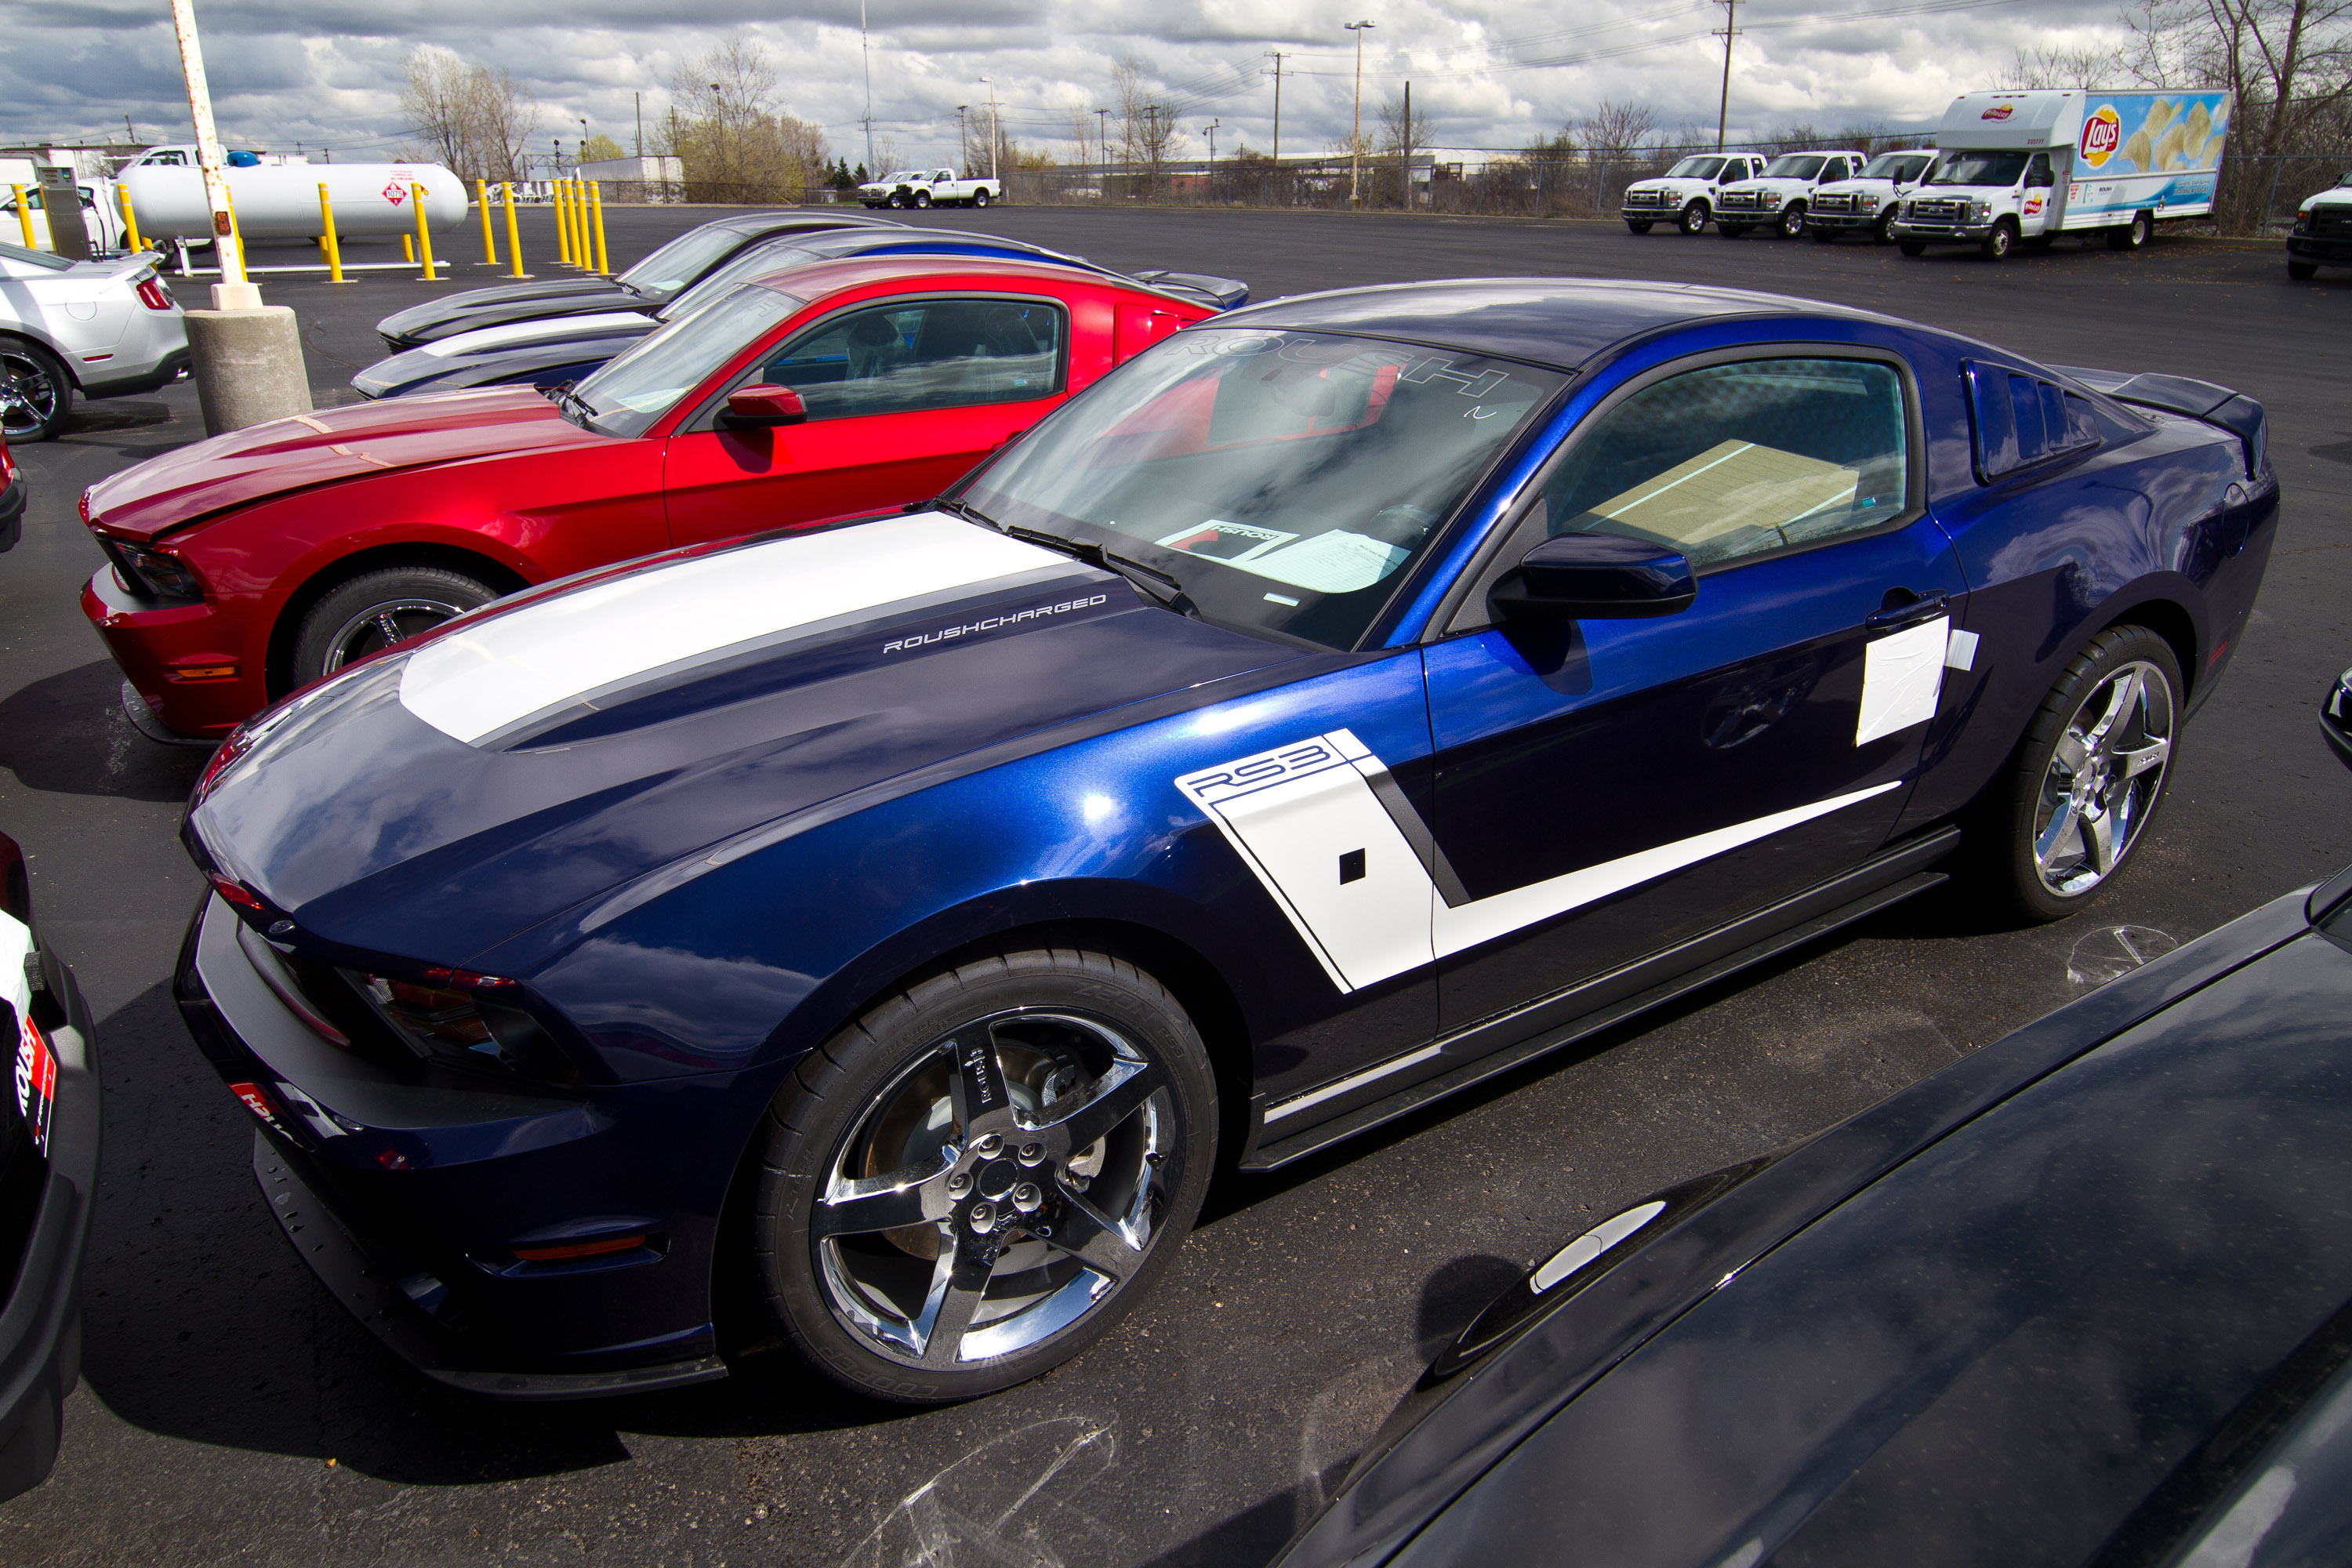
112;542;205;601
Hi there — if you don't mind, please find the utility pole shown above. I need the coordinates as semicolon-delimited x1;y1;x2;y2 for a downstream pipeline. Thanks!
1265;50;1285;165
635;92;643;157
1715;0;1740;152
957;106;968;172
983;78;1001;180
1402;80;1411;208
168;0;249;303
1205;118;1218;203
860;0;875;176
1096;107;1109;180
1345;20;1375;209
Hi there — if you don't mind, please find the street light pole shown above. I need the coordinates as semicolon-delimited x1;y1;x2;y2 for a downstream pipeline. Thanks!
985;78;1002;181
1345;20;1375;209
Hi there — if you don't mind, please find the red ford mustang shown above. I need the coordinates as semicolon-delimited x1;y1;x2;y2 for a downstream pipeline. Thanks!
80;255;1211;738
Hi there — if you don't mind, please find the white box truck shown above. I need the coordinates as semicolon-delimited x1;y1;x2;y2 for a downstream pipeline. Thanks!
1893;88;2232;260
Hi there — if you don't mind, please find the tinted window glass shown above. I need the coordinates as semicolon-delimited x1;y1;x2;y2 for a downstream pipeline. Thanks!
750;298;1064;420
1534;358;1910;570
1764;155;1828;179
571;283;803;437
1668;157;1727;180
1930;151;2031;186
1967;361;2102;479
618;225;754;297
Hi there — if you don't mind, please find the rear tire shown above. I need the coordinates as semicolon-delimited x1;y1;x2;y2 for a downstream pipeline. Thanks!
1962;625;2182;924
1625;220;1653;234
750;944;1216;1403
1679;201;1708;235
2107;211;2152;249
2288;259;2319;280
0;337;72;443
973;188;993;208
290;564;503;687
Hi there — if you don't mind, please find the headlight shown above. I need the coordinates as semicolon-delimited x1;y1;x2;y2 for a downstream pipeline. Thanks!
1860;195;1882;212
343;966;575;1080
117;543;205;601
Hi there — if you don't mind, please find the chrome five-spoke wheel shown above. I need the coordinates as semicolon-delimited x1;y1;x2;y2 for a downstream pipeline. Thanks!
2032;659;2173;898
756;946;1214;1401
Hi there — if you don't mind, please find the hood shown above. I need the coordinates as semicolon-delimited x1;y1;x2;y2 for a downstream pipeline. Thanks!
187;512;1304;964
85;387;598;542
353;318;655;400
1818;177;1901;194
376;278;623;340
378;283;644;348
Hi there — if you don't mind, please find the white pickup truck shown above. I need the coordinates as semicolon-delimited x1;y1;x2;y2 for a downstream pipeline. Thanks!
857;168;1002;209
1711;151;1869;238
1805;151;1936;244
1620;152;1767;234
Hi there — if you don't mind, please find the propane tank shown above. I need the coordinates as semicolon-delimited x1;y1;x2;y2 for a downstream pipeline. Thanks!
120;147;468;240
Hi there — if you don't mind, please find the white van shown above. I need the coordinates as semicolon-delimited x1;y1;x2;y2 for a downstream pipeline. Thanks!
1894;89;2232;260
1711;151;1869;239
1805;151;1936;244
1619;153;1767;234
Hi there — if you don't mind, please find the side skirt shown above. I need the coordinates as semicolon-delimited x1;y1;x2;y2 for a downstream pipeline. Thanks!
1237;827;1961;1171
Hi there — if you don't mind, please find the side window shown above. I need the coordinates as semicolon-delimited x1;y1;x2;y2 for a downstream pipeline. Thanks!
2027;153;2054;188
1823;158;1848;183
742;297;1065;422
1531;358;1911;572
1966;361;2099;480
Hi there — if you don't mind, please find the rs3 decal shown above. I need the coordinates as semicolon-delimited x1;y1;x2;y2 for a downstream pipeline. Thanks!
1178;731;1898;995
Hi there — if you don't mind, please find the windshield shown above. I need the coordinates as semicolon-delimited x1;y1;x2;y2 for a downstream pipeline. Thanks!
617;224;751;298
959;328;1566;650
570;284;804;437
1929;151;2029;187
1666;157;1727;180
1762;155;1826;180
1862;153;1930;180
659;241;819;321
884;171;922;183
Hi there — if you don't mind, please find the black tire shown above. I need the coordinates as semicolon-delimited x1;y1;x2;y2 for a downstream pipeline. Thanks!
1625;220;1653;234
1962;624;2183;923
2107;211;2152;250
289;564;503;687
2288;259;2319;280
887;192;908;209
1715;223;1749;238
1899;240;1928;256
913;191;932;209
1777;202;1806;238
973;188;992;208
0;337;73;443
1981;219;2018;260
1875;209;1900;243
752;944;1217;1403
1679;201;1708;235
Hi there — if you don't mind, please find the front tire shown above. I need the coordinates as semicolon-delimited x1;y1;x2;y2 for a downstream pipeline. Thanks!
2288;259;2319;280
1964;625;2181;922
1875;209;1900;243
752;944;1216;1403
1981;219;2018;260
1899;240;1928;256
1625;219;1653;234
1679;200;1708;235
1777;202;1806;238
0;338;72;442
290;564;503;686
1716;223;1750;238
887;192;908;209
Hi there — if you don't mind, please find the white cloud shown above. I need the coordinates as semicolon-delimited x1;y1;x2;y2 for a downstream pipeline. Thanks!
0;0;2129;165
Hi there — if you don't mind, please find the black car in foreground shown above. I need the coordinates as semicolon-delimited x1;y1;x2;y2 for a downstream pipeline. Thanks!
0;829;99;1501
1279;675;2352;1568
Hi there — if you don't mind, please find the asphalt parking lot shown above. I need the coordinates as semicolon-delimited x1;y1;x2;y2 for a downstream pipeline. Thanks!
2;201;2347;1566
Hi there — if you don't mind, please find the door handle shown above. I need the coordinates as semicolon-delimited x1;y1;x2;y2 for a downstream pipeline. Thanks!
1865;592;1948;633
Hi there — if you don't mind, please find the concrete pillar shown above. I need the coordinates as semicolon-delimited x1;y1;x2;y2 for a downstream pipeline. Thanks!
184;305;311;436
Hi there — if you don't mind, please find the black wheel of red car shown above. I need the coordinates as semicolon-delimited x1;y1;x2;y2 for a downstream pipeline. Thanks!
1626;220;1653;234
1777;202;1806;238
2290;259;2320;280
752;945;1215;1403
0;337;71;443
1965;625;2180;923
291;564;503;684
1679;201;1708;234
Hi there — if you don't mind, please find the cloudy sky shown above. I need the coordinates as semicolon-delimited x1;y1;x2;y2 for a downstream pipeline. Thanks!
2;0;2125;168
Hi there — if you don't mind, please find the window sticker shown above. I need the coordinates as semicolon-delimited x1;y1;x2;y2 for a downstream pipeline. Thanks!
1229;530;1412;593
1155;520;1296;562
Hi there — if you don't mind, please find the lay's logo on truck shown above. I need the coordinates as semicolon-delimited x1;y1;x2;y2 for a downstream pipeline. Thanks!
2081;106;2124;166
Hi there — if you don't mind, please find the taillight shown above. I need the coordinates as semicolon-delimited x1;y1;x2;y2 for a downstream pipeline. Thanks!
207;872;265;913
77;487;90;522
135;277;174;310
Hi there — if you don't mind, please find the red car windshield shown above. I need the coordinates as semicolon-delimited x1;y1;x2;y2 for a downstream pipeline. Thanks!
568;285;804;437
960;328;1563;650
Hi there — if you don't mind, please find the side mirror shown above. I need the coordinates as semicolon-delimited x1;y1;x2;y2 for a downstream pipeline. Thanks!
1490;533;1697;621
719;384;807;428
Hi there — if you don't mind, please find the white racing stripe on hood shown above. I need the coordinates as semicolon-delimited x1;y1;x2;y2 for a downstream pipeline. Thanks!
418;311;649;358
399;513;1068;744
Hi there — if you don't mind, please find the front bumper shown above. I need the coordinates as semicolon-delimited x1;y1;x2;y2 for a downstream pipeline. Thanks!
1618;202;1678;222
0;945;100;1503
80;565;260;739
1892;220;1992;243
173;892;733;1399
1807;211;1885;232
2287;234;2352;265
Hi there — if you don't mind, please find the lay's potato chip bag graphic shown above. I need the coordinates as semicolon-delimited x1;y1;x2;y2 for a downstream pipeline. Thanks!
2081;93;2230;174
2082;106;2125;166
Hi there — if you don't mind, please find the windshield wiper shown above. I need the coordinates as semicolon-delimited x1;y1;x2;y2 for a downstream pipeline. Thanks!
941;503;1200;618
547;383;595;429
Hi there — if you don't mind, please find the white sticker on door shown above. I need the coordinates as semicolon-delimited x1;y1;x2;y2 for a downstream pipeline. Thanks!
1857;616;1951;746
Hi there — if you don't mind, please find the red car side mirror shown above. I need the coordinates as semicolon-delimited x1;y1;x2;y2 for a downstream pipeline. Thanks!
720;384;808;428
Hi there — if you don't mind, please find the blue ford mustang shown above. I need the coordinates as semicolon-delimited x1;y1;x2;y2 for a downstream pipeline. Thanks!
172;280;2278;1403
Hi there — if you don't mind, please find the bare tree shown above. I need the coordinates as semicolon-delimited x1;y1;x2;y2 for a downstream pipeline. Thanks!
1374;93;1433;207
401;47;537;183
1113;56;1184;195
1999;42;2117;88
667;37;827;202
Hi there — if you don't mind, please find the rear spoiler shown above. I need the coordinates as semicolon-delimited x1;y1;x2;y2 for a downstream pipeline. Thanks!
1127;268;1250;310
2053;364;2267;478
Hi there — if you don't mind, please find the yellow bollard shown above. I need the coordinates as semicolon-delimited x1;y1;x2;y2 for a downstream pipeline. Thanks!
12;185;37;249
502;181;528;278
565;178;583;267
318;184;346;282
557;178;576;266
120;186;145;252
411;183;439;281
402;233;416;263
225;187;246;266
590;181;609;275
476;178;499;265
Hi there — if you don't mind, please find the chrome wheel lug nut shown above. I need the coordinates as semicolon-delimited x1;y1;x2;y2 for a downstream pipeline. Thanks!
1011;1182;1042;1214
968;1201;996;1232
1018;1142;1045;1167
974;1131;1004;1156
946;1171;971;1198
